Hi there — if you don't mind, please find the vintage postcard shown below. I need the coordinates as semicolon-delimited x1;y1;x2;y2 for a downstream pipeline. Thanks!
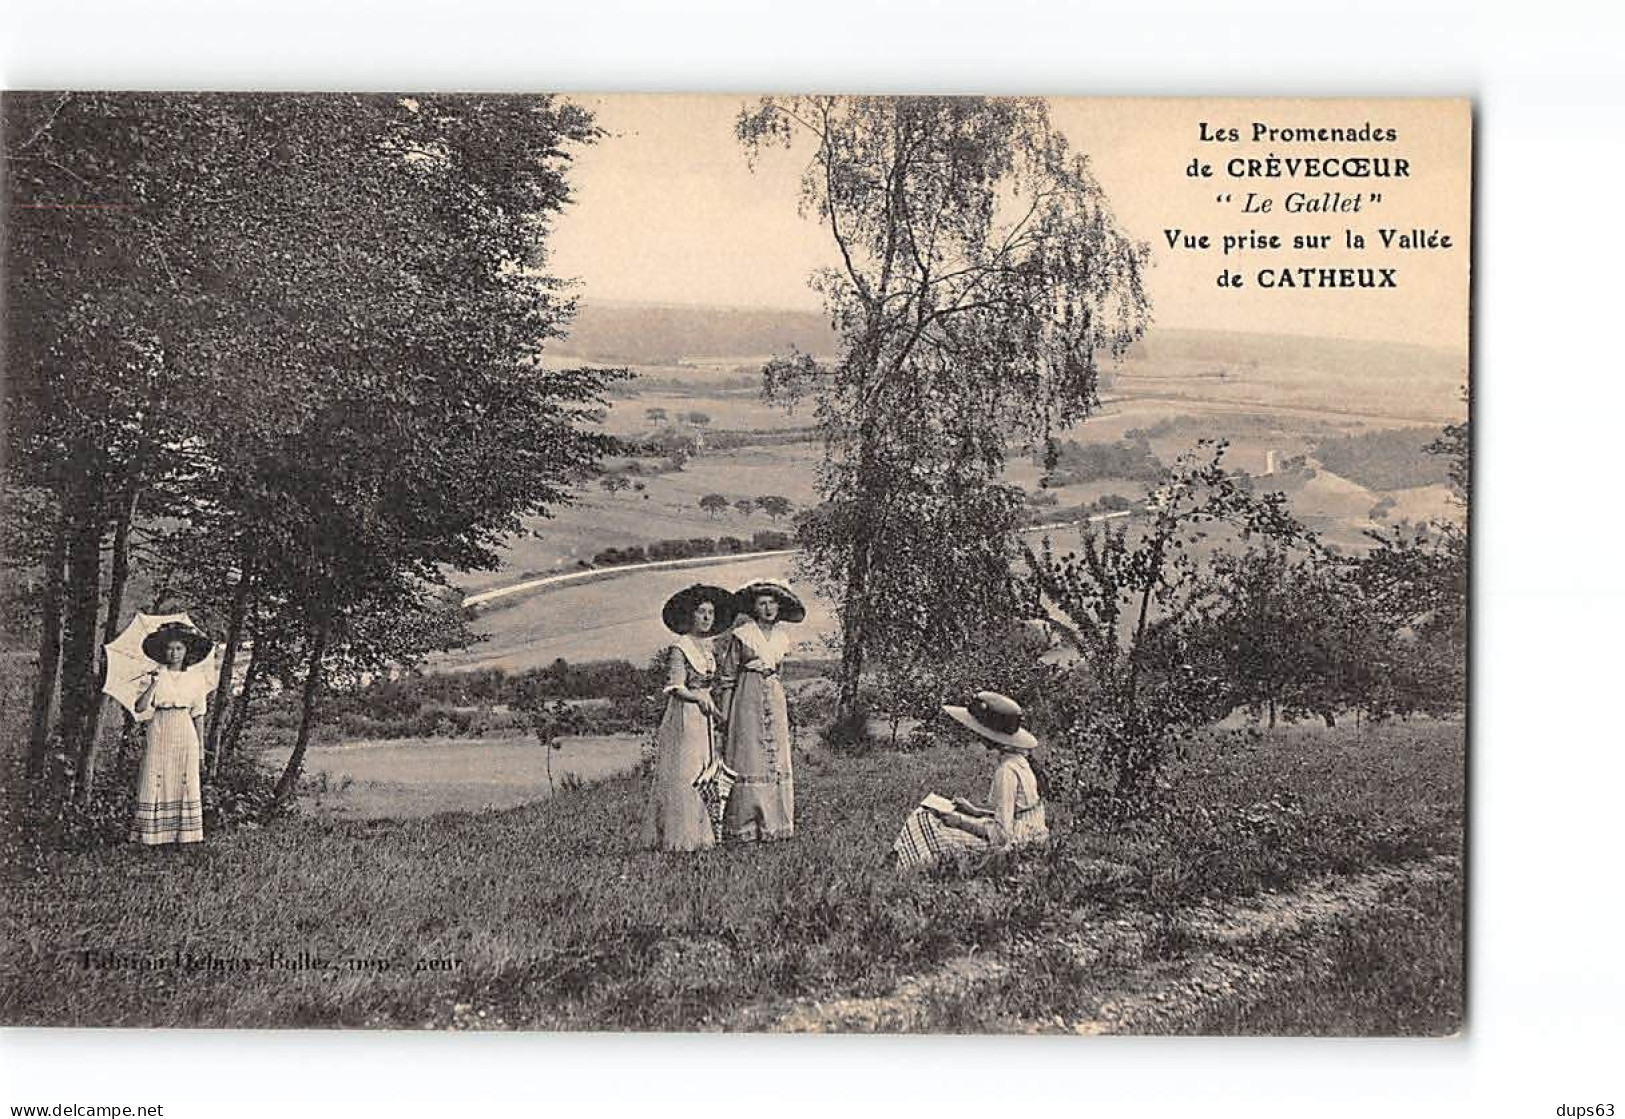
1;94;1469;1033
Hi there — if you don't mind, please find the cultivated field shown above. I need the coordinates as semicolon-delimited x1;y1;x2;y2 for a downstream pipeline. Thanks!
451;313;1466;635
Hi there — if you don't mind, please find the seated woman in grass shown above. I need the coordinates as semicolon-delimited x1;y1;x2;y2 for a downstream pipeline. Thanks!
641;584;738;852
892;691;1049;870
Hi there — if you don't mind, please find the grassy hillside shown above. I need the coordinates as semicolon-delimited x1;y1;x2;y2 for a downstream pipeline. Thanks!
2;720;1463;1032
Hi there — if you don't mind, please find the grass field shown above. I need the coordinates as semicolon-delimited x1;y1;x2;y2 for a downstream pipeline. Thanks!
1;719;1463;1032
453;442;822;595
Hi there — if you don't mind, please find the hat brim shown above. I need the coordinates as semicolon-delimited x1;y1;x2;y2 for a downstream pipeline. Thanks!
141;627;213;669
942;704;1038;751
735;583;806;624
661;585;740;635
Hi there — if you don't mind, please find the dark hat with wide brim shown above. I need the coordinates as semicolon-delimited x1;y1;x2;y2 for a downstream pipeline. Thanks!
141;622;213;669
661;584;741;635
735;579;806;624
943;691;1038;752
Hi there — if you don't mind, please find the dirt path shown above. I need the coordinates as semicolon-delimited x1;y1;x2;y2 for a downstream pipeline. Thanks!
749;855;1459;1034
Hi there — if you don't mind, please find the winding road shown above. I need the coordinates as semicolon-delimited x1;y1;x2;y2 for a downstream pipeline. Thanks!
438;510;1135;675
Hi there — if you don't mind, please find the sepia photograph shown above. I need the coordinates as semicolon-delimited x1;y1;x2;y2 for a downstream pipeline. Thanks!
1;92;1469;1035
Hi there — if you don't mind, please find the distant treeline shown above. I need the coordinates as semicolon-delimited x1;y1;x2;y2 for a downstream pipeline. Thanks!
318;654;840;741
318;659;659;740
1023;493;1137;525
1313;429;1453;492
605;370;763;397
617;427;821;457
1038;435;1166;486
590;530;795;568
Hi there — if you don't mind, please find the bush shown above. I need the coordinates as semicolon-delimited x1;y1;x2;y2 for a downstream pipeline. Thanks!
1040;436;1165;486
14;731;293;854
206;754;296;832
751;529;794;550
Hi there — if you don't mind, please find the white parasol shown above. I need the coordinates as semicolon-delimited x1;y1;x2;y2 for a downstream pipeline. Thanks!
101;612;218;722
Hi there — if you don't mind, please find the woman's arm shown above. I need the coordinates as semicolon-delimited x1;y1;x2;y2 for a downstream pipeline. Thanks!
932;808;999;842
935;767;1016;845
663;646;720;717
713;635;740;716
190;680;209;743
985;764;1017;848
134;670;159;713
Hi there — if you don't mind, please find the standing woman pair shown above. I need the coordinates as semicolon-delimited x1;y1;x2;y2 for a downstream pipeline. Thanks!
641;578;805;851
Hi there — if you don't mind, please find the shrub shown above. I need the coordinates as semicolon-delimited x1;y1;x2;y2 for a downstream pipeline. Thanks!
751;529;793;550
206;754;297;832
14;730;292;854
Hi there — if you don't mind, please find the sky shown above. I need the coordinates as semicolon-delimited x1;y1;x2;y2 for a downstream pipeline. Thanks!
546;95;1471;353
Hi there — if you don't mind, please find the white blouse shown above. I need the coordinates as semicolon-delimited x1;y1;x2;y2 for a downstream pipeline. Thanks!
988;753;1048;847
731;619;791;671
149;669;209;716
661;635;717;695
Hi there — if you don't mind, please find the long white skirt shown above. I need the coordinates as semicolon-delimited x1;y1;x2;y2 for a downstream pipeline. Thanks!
130;709;203;845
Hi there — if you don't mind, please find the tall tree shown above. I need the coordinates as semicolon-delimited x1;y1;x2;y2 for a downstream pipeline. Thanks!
736;96;1150;721
5;93;619;806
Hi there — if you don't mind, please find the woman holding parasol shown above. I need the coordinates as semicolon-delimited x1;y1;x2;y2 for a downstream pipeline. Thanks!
129;622;213;846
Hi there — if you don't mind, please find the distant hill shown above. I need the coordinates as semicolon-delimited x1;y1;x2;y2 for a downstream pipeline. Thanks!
550;301;839;364
549;301;1466;423
1124;329;1466;396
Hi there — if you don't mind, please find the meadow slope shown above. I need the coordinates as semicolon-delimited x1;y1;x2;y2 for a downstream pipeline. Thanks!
2;721;1463;1033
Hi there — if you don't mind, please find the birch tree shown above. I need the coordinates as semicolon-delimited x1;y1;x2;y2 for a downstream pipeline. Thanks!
736;96;1150;721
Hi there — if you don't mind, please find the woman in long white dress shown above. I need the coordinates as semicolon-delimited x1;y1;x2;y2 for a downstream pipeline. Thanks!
130;623;212;846
640;584;737;852
715;579;803;843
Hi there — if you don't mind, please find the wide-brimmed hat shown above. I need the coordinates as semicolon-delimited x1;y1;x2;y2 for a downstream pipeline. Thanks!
140;622;213;668
942;691;1038;752
661;584;740;635
735;578;806;624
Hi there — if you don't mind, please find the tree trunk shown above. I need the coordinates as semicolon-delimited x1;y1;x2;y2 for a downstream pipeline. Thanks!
274;628;328;804
25;507;68;781
1124;537;1167;714
114;710;137;768
206;566;253;774
835;541;870;724
218;640;265;766
57;483;106;800
77;487;137;797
